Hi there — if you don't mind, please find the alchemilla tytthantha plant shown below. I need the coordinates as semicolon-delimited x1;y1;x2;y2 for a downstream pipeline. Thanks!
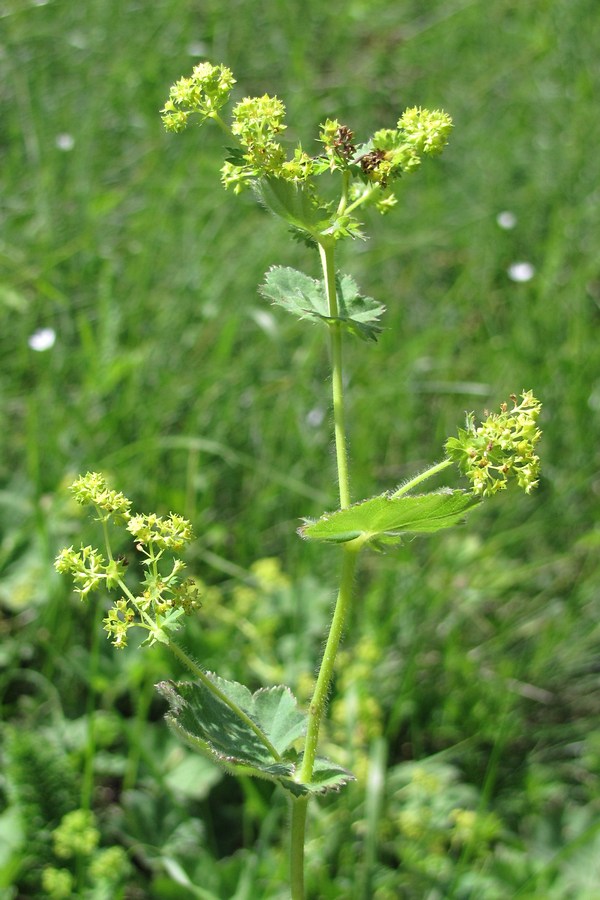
56;62;542;899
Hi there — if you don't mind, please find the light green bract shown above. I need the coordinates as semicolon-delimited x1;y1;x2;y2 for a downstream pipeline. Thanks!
300;490;480;547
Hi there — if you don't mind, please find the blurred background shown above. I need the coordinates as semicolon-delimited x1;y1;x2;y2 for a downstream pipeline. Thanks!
1;0;599;897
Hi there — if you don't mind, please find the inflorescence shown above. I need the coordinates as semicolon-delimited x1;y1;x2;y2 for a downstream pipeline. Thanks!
55;473;200;649
445;391;542;497
161;61;453;207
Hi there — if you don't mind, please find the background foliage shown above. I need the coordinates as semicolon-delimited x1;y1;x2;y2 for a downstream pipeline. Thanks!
1;0;599;897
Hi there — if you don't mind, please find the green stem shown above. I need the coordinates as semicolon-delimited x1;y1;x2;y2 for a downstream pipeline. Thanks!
80;518;115;812
116;576;157;634
210;111;235;139
81;601;102;813
319;240;351;509
76;600;103;895
167;640;282;762
290;239;358;898
123;677;154;792
344;183;380;216
391;458;453;497
336;170;351;216
290;546;360;898
290;795;308;899
300;546;359;781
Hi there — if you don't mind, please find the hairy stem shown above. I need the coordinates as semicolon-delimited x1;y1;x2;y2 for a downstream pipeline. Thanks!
391;458;453;497
300;545;359;781
319;240;351;509
290;795;308;899
290;239;358;899
290;544;360;898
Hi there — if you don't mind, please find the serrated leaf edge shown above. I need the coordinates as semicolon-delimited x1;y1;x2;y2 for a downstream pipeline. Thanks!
299;488;478;542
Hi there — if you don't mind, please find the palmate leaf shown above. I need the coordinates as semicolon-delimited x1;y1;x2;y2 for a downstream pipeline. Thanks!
259;266;385;341
156;676;354;796
299;489;480;547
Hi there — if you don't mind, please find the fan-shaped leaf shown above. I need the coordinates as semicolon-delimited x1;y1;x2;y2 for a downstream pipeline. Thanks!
260;267;385;341
299;490;479;546
156;677;354;796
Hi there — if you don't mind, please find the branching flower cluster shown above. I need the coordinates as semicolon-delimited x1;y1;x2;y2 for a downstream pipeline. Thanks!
445;391;542;497
161;62;452;231
161;61;236;131
55;473;200;648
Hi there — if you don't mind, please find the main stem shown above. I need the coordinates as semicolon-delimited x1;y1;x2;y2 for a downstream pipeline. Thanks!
319;241;351;509
290;239;357;900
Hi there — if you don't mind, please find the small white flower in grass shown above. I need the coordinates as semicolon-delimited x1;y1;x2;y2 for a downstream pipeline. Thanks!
250;309;278;336
306;407;325;427
55;133;75;151
588;384;600;412
68;31;88;50
187;41;208;57
28;327;56;351
507;261;535;283
496;211;517;230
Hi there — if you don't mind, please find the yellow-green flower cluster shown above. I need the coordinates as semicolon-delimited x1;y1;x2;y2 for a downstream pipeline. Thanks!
55;473;200;648
103;598;135;648
55;544;126;597
52;809;99;859
69;471;131;521
127;510;193;551
43;811;130;900
445;391;542;497
399;107;454;156
220;94;320;193
161;63;454;222
362;107;453;185
89;845;131;883
41;867;74;900
161;62;236;132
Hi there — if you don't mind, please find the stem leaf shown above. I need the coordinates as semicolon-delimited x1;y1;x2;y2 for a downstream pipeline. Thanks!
252;177;327;237
157;677;354;795
280;755;356;797
299;489;480;546
260;266;385;341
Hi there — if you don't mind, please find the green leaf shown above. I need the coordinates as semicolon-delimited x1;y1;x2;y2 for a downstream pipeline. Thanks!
279;755;356;797
299;490;480;546
259;266;327;321
157;677;303;775
327;273;386;341
259;267;385;341
156;677;354;796
253;177;327;237
224;146;246;166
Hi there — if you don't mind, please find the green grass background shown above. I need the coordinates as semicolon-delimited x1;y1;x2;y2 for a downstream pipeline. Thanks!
1;0;599;897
